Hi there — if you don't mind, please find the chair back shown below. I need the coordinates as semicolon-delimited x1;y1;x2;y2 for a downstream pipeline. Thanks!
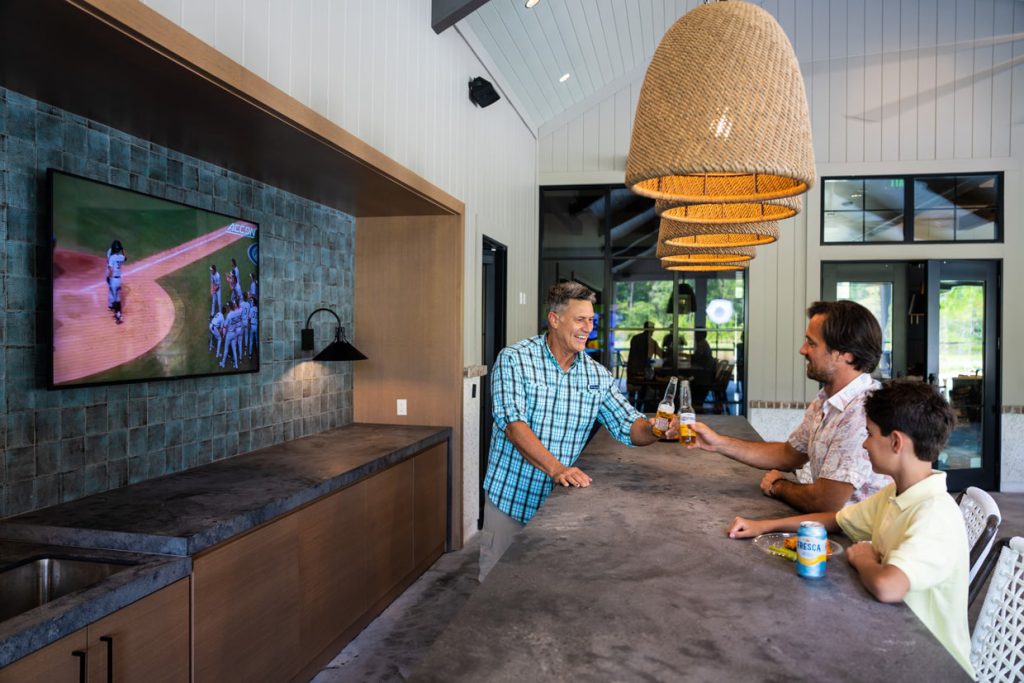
959;487;1002;583
971;537;1024;682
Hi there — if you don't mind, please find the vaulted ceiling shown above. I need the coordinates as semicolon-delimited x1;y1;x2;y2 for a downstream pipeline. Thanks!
460;0;698;131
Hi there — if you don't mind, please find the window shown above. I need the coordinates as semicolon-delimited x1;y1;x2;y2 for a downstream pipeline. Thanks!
821;173;1001;244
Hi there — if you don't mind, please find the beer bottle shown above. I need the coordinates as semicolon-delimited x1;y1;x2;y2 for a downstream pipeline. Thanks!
652;376;678;438
678;379;697;446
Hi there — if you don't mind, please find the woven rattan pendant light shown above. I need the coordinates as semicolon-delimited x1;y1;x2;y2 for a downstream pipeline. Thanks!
626;1;815;204
661;259;749;272
655;195;800;225
658;218;778;248
656;241;755;264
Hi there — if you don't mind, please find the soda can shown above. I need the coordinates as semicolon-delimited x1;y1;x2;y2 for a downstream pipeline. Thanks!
796;521;828;579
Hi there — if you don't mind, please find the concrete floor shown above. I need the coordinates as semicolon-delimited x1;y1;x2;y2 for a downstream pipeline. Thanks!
313;491;1024;682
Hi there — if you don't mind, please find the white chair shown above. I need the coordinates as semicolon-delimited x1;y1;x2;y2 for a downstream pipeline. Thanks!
970;537;1024;682
958;487;1001;584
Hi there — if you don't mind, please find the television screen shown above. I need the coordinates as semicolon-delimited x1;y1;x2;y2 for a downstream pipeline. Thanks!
49;169;260;388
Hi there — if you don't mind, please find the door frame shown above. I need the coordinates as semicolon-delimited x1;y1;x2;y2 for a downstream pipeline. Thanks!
480;235;507;528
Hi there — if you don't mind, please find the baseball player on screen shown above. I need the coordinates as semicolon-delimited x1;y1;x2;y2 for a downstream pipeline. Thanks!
239;293;252;357
106;239;126;325
209;264;221;317
209;305;226;357
247;294;258;359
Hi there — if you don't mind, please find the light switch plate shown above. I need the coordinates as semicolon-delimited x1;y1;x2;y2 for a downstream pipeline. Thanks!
397;399;407;416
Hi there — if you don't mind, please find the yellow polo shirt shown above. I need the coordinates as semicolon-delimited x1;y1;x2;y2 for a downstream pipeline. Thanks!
836;471;974;679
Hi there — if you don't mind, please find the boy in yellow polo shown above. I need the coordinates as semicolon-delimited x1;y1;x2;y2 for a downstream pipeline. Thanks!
726;380;973;678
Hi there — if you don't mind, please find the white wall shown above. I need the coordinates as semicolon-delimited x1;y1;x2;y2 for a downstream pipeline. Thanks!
142;0;539;539
534;0;1024;487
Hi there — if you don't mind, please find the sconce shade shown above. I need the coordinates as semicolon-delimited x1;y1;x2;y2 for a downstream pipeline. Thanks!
658;218;779;248
655;195;800;225
626;1;815;203
313;337;367;362
656;241;755;264
661;259;749;272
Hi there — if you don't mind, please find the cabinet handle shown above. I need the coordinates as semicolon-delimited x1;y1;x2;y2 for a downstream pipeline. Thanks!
100;635;114;683
72;650;87;683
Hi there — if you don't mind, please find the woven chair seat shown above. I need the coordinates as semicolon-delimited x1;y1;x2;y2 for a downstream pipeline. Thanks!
971;536;1024;682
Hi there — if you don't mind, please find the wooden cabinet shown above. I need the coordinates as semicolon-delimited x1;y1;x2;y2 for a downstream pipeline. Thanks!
192;443;448;682
192;514;302;682
87;578;189;683
0;630;87;683
0;579;189;683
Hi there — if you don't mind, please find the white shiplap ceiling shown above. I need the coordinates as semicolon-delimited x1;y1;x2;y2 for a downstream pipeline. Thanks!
459;0;702;132
460;0;1024;136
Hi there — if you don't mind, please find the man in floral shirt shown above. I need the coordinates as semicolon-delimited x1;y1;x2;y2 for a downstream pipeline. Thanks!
690;301;891;512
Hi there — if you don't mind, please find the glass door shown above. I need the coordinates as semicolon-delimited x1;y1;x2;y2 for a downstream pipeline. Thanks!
822;260;1000;490
928;260;999;491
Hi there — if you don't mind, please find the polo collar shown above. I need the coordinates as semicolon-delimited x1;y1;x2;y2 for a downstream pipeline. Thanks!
890;471;948;511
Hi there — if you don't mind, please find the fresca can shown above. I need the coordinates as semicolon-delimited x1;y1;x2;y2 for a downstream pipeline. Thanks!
796;521;828;579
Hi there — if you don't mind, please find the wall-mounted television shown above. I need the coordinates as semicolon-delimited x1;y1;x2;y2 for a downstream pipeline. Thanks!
49;169;260;388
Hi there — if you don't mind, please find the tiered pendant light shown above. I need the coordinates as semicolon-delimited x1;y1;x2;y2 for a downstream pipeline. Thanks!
655;195;800;225
659;218;778;249
625;1;815;271
626;1;814;203
656;241;755;264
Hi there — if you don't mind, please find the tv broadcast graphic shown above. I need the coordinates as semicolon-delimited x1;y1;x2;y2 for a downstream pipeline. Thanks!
49;170;260;388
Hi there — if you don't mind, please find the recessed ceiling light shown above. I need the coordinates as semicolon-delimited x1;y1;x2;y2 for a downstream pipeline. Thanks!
559;73;571;83
525;0;540;7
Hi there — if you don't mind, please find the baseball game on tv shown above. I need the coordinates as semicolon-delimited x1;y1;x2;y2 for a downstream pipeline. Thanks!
49;169;260;388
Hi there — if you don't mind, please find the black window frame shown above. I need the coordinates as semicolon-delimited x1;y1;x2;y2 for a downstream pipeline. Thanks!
820;171;1003;245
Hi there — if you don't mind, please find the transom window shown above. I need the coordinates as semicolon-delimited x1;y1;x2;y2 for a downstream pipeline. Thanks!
822;173;1002;244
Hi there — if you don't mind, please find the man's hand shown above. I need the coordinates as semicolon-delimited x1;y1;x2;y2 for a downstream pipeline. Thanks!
647;414;680;441
687;421;723;451
552;464;592;488
760;470;786;497
846;541;881;569
726;516;768;539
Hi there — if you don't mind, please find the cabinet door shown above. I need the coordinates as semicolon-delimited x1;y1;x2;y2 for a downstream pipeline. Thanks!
0;629;88;683
414;443;447;566
87;579;189;683
364;457;415;599
297;482;369;664
193;514;302;682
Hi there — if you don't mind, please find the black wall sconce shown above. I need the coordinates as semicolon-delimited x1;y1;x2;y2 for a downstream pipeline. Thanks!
301;308;367;361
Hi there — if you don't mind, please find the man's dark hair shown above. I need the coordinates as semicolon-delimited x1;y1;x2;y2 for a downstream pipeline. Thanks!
546;281;596;314
807;300;882;373
864;380;956;462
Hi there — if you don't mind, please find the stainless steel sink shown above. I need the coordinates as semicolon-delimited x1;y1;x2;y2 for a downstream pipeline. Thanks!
0;557;134;622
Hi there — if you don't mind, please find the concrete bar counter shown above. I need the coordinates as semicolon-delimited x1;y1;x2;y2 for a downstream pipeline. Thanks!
414;416;969;682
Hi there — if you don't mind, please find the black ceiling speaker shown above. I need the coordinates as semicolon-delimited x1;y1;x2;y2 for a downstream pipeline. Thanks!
468;77;500;108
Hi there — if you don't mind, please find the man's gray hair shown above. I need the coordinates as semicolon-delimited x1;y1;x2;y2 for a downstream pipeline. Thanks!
546;281;596;314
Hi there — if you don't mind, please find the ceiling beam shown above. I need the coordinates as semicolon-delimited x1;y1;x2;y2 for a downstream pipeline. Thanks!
432;0;491;34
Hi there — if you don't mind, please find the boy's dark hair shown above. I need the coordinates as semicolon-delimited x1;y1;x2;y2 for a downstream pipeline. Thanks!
864;380;956;462
807;300;883;373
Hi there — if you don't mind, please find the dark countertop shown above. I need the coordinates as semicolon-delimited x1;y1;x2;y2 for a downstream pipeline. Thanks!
413;416;969;682
0;540;190;668
0;423;449;668
0;423;450;555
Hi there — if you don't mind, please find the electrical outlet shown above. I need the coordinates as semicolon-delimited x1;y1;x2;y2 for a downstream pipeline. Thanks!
397;399;407;416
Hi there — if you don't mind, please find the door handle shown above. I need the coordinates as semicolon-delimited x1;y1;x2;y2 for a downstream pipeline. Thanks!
72;650;87;683
100;635;114;683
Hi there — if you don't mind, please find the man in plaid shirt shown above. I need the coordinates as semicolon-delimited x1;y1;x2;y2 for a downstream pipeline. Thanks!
480;282;678;580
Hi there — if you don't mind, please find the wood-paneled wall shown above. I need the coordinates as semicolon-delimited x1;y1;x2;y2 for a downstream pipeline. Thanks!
143;0;539;355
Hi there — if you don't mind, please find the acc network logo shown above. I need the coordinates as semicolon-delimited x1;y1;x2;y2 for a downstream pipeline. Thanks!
228;222;257;238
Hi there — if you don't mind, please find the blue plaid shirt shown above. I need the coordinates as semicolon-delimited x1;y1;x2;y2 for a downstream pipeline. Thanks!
483;334;645;523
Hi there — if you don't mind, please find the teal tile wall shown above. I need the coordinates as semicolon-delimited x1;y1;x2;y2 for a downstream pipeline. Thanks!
0;87;356;516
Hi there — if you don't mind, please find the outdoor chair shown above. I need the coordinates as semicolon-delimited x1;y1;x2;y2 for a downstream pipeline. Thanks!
957;487;1002;584
970;536;1024;682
